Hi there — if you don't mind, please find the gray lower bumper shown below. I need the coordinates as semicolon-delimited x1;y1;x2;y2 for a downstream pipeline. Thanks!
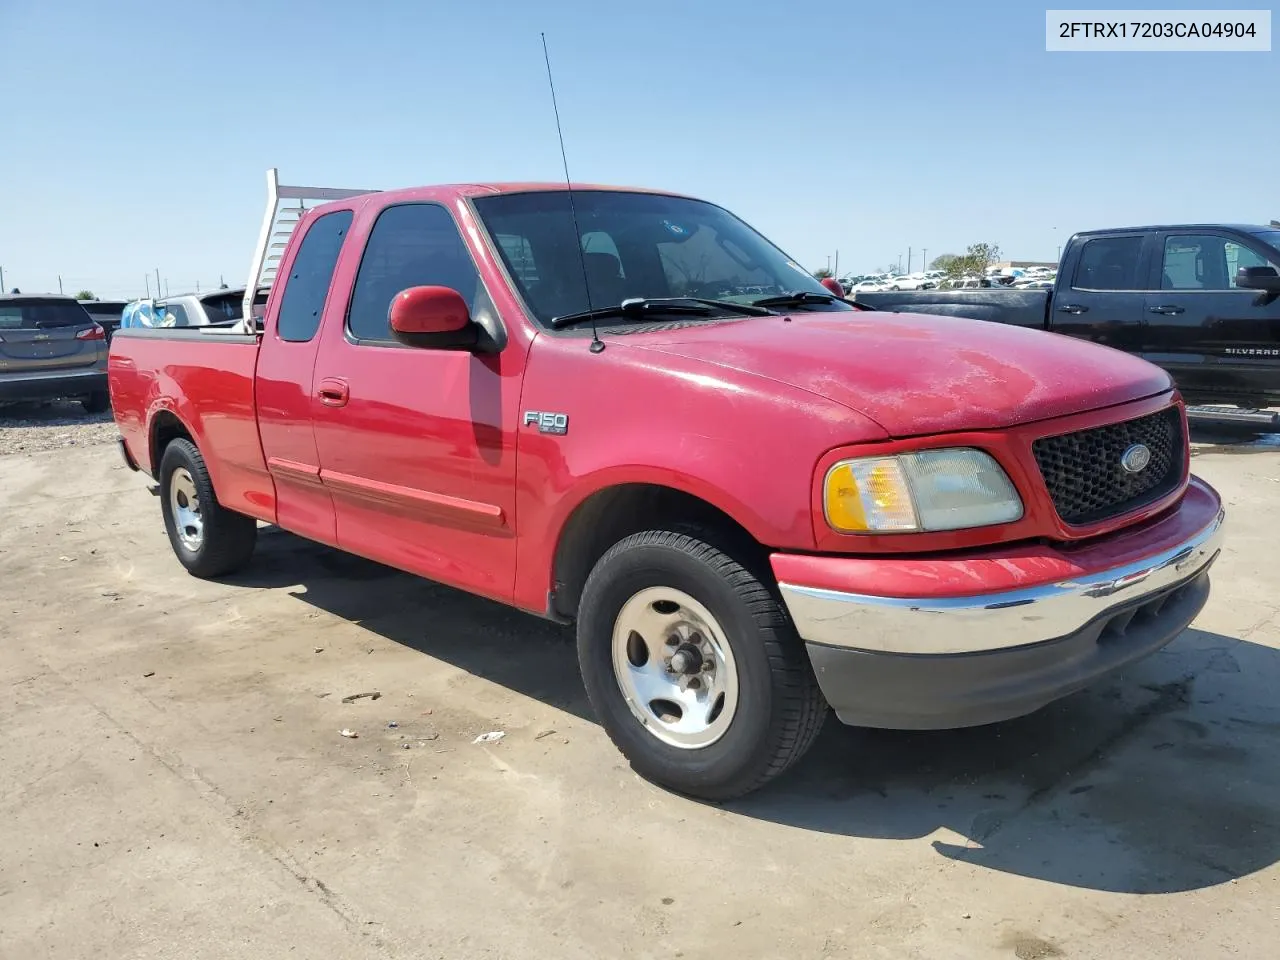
806;568;1212;729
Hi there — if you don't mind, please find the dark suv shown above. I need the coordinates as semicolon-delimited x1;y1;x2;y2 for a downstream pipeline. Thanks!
0;295;110;412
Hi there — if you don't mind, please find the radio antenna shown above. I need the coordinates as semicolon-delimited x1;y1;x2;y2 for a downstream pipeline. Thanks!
541;32;604;354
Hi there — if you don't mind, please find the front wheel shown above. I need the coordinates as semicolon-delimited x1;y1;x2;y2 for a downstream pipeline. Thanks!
577;529;827;800
158;438;257;578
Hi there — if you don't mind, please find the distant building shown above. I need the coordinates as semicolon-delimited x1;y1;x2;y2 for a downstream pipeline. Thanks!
990;260;1058;271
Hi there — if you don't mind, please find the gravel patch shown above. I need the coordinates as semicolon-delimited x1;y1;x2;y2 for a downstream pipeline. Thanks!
0;401;118;455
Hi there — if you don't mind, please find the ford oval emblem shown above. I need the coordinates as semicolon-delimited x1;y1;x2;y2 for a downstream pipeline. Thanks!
1120;443;1152;474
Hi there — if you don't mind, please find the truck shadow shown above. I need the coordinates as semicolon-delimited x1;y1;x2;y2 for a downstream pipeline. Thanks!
732;632;1280;894
231;526;1280;896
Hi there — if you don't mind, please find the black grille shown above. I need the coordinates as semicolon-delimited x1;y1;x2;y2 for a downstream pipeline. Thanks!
1032;407;1184;525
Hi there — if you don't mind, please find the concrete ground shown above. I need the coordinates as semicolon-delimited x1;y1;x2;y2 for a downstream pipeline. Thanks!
1;432;1278;960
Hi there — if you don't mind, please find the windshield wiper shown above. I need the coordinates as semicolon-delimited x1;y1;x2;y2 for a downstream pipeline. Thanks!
750;289;875;312
549;297;774;329
750;290;839;308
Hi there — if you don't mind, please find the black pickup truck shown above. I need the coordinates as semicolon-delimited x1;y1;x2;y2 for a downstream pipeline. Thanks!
856;223;1280;410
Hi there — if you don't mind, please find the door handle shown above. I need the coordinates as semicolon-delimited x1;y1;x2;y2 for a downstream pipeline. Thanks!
1057;304;1089;315
1148;305;1186;316
317;377;349;407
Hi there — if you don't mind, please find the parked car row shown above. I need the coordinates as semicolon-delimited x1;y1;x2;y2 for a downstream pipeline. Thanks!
840;271;947;293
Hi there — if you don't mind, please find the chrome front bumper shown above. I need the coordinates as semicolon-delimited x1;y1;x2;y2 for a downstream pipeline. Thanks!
778;508;1225;656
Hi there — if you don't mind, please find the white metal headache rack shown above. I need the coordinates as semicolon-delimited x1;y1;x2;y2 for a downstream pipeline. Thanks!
240;168;378;332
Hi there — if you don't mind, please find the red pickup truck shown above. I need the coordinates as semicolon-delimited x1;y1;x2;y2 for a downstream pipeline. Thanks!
109;170;1226;799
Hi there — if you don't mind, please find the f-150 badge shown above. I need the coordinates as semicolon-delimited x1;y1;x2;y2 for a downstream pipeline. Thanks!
524;411;568;435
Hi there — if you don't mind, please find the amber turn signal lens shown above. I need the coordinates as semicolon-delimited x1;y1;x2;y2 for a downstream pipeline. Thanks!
824;457;918;533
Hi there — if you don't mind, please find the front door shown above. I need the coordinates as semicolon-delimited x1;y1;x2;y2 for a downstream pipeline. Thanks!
310;202;521;603
1143;231;1280;405
1052;232;1152;352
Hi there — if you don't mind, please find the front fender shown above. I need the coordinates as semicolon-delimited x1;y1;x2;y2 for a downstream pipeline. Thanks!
510;336;886;612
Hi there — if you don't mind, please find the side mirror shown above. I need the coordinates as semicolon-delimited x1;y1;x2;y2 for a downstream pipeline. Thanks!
1236;265;1280;293
819;277;846;297
388;286;478;349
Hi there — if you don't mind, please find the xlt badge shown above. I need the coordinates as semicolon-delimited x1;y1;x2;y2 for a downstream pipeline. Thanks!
524;411;568;435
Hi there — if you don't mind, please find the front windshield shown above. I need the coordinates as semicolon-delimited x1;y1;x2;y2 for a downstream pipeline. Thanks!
472;190;851;326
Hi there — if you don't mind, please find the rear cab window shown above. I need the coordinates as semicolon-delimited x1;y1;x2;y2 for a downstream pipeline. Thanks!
1071;236;1146;291
200;290;270;324
275;210;355;342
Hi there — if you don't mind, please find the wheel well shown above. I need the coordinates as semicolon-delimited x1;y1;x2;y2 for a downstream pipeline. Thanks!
149;411;193;476
550;484;763;620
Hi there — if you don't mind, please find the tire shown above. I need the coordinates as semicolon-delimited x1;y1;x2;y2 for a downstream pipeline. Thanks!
577;529;827;800
158;438;257;578
82;391;110;414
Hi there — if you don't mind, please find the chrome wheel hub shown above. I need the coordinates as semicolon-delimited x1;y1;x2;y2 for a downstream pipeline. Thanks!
610;586;739;749
170;467;204;551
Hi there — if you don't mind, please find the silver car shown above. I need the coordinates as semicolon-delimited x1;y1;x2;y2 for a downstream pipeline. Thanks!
0;295;110;412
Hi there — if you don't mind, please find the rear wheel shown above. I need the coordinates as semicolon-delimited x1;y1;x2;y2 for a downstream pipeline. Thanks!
158;438;257;577
82;391;110;414
577;529;827;800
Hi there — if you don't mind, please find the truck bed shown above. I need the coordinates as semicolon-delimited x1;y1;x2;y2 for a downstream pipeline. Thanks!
108;327;271;521
853;289;1050;328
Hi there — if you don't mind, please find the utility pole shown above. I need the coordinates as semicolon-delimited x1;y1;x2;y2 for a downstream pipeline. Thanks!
833;250;839;278
155;268;162;300
826;255;831;274
907;248;912;273
922;248;928;271
0;265;5;292
58;275;64;294
145;275;151;298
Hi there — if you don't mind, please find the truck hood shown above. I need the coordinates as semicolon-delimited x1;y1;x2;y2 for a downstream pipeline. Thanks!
625;311;1173;437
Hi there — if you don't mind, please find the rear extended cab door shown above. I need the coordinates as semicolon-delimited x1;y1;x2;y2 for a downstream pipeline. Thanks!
1141;228;1280;406
1050;231;1155;352
255;204;361;545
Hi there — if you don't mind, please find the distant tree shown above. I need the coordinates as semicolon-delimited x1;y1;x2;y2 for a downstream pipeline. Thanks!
943;242;1002;279
929;254;960;272
964;242;1001;274
813;267;833;278
75;290;96;300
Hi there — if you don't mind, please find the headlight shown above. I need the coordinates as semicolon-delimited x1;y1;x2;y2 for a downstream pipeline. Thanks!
824;448;1023;533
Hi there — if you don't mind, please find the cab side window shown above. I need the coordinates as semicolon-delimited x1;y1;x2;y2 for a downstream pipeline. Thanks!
347;204;482;343
162;303;191;327
275;209;354;342
1161;234;1280;290
1072;236;1143;291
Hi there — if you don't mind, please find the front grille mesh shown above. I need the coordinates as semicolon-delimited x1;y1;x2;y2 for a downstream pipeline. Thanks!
1032;407;1184;525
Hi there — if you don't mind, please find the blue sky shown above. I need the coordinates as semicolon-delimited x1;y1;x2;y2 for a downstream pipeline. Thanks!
1;0;1275;297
